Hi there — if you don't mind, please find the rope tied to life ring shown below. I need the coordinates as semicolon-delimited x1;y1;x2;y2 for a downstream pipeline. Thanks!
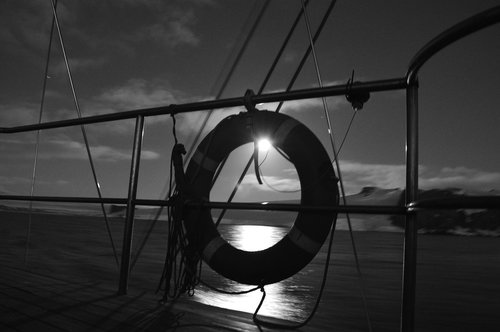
182;110;339;286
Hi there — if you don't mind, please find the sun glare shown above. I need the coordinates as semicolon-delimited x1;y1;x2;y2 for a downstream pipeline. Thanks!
257;138;272;152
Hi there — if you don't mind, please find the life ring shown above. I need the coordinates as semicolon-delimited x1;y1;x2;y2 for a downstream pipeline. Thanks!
183;110;339;285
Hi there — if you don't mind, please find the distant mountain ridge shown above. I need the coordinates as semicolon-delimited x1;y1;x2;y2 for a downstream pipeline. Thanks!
0;187;498;235
388;187;500;236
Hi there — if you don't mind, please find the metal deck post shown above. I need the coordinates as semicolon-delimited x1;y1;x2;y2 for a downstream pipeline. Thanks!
118;115;145;295
401;81;419;332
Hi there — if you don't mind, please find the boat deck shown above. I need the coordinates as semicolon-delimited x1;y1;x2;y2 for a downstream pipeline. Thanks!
0;264;324;332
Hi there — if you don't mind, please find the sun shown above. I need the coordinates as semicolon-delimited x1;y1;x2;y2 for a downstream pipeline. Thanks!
257;138;272;152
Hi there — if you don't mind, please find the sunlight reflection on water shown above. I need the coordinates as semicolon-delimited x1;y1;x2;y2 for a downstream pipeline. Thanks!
192;224;313;321
226;224;282;251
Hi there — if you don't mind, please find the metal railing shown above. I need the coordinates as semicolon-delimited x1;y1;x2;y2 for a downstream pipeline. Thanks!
1;6;499;332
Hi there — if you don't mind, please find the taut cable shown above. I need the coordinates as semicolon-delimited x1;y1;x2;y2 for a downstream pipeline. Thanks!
49;0;119;267
25;0;58;265
301;1;373;331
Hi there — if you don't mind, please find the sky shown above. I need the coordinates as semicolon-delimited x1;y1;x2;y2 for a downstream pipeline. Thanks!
0;0;499;202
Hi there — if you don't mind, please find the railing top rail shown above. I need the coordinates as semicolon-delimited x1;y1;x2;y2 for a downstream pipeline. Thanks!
407;5;500;84
0;78;406;134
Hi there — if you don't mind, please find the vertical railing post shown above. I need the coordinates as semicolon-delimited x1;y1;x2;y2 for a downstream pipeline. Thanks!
402;80;419;331
118;115;145;295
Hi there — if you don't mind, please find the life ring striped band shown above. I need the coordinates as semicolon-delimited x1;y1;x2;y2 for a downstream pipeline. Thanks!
183;110;339;285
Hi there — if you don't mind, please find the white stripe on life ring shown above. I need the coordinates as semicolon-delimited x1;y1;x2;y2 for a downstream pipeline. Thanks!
287;226;322;255
203;236;227;263
192;149;219;172
273;119;299;147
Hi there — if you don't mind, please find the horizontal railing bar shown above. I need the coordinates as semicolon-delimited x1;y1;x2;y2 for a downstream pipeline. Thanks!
0;194;405;214
409;196;500;210
185;201;408;215
0;78;406;134
0;195;127;205
2;195;498;212
138;199;407;215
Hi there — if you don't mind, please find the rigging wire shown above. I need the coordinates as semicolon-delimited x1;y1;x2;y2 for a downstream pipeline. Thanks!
130;0;271;271
177;1;343;328
257;109;357;194
251;1;342;329
196;3;338;306
258;0;310;96
157;0;329;302
151;5;361;330
168;0;271;197
212;0;333;227
25;0;58;265
337;109;358;154
136;0;315;263
297;1;373;331
140;3;361;329
208;0;312;199
49;0;119;267
187;0;271;159
273;0;337;114
256;69;359;195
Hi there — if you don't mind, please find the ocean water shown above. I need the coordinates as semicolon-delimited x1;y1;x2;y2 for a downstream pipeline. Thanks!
192;224;316;321
190;224;386;324
188;223;500;330
3;211;498;330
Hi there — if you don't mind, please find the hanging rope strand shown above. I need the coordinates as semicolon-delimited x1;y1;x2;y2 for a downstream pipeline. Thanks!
300;1;373;331
49;0;119;267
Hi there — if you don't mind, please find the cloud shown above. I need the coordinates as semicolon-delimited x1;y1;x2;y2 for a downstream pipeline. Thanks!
83;81;347;137
92;79;180;110
87;2;205;49
51;57;108;77
0;1;205;71
175;107;244;138
337;161;500;194
0;102;39;126
0;3;45;51
337;161;407;194
0;78;193;136
0;1;73;57
0;174;69;195
0;137;159;163
256;89;346;114
420;166;500;192
283;51;299;63
143;10;200;47
74;78;185;134
39;139;160;162
228;173;301;202
117;2;210;49
170;85;347;140
240;174;301;193
233;161;500;198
